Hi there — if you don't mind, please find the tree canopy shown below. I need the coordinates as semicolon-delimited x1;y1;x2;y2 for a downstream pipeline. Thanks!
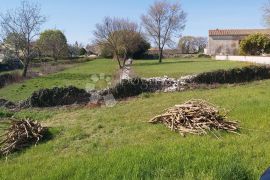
0;0;46;77
94;17;145;68
36;29;68;61
141;0;186;63
178;36;207;54
240;33;270;55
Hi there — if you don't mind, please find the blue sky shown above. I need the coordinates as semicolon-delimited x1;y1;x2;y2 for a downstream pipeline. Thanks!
0;0;268;45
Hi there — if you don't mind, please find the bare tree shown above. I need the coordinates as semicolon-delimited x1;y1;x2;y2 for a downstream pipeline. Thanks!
141;0;186;63
263;1;270;26
94;17;139;68
0;0;46;77
178;36;207;54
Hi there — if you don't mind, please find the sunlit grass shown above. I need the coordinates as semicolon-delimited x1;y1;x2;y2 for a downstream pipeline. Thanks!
0;58;267;179
133;58;251;78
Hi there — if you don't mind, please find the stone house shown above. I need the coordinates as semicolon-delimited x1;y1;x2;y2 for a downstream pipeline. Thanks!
207;29;270;56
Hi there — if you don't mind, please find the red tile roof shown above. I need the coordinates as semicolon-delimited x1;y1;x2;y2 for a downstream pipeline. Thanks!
209;29;270;36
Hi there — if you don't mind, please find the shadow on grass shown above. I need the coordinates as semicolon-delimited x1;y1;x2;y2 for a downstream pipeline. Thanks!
42;127;61;143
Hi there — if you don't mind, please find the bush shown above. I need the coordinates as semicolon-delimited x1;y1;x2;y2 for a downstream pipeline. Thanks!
192;65;270;84
79;48;87;56
28;86;91;107
198;54;211;58
2;56;24;70
109;78;151;99
240;33;270;55
0;73;22;88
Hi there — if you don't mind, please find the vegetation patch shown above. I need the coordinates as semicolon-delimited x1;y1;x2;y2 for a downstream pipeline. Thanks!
26;86;91;107
0;73;22;89
0;99;16;109
108;78;153;99
192;65;270;84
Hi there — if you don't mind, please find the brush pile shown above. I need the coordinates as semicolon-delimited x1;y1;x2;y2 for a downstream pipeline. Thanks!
0;118;48;156
149;100;239;137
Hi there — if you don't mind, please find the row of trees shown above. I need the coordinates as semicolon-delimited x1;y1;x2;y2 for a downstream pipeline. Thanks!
94;0;187;67
0;0;188;73
0;1;46;77
0;1;87;77
178;36;207;54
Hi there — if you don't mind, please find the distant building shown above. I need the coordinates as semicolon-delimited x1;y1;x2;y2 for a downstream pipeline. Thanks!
207;29;270;56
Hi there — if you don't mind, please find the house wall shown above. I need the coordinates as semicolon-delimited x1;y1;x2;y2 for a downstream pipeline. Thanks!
216;55;270;65
208;35;246;56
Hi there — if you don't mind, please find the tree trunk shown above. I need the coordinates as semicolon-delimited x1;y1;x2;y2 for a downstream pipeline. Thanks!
122;52;127;68
158;48;163;63
22;58;30;77
115;54;123;69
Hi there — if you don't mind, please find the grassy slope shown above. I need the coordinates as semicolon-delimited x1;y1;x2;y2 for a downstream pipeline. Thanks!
1;81;270;179
0;58;267;179
133;58;251;78
0;59;117;101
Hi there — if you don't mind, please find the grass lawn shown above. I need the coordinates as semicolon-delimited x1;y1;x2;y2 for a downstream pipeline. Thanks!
133;58;251;77
0;81;270;179
0;58;268;179
0;59;117;101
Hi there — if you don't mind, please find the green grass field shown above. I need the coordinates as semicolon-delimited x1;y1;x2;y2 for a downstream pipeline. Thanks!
133;58;251;77
0;58;268;179
0;59;117;101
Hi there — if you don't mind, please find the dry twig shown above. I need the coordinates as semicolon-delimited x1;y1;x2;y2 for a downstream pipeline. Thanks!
149;100;239;137
0;118;48;156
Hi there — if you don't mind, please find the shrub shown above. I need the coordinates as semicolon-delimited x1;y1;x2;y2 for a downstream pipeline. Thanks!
0;73;22;88
192;65;270;84
110;78;151;99
79;48;87;56
240;33;270;55
198;54;211;58
28;86;91;107
2;55;24;70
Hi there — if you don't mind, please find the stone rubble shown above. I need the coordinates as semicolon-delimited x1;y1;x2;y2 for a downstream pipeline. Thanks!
143;75;197;93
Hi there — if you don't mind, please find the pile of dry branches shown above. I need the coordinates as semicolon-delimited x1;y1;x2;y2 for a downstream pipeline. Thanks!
0;118;48;156
149;100;239;137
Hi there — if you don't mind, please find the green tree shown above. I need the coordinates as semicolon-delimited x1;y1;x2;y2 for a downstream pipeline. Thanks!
94;17;142;68
3;33;26;57
0;0;46;77
79;48;87;56
99;30;150;60
240;33;270;55
131;35;151;59
37;30;68;61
